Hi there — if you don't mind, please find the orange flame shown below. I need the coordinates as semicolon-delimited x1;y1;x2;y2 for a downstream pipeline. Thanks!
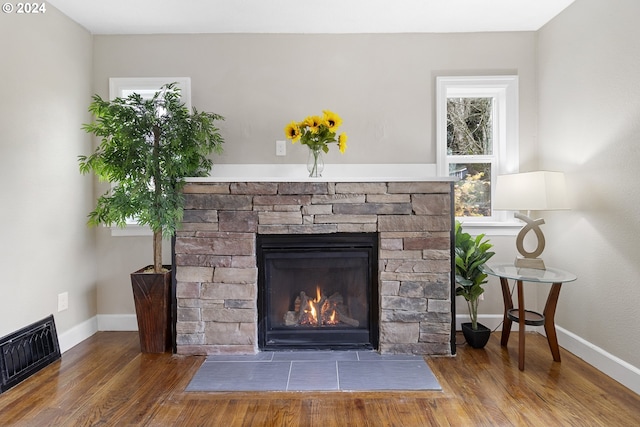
309;301;317;321
299;286;342;326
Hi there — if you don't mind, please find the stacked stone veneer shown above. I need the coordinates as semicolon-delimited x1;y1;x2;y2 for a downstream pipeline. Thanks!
175;180;454;356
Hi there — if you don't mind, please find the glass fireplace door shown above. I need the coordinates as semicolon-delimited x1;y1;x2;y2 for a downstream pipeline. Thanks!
257;233;378;350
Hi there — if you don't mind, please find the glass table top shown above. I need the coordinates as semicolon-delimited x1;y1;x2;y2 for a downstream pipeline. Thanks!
481;262;577;283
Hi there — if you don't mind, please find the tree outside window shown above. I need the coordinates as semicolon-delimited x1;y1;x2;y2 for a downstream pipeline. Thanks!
447;97;493;217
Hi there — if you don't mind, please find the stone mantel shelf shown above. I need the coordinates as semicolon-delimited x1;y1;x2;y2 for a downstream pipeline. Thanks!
186;163;455;183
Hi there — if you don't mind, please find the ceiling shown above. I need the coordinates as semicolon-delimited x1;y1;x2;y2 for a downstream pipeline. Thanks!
48;0;575;35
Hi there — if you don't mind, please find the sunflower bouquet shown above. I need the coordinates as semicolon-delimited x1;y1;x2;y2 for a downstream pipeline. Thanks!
284;110;347;154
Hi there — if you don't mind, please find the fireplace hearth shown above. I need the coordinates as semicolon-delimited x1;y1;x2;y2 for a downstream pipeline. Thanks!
257;233;379;350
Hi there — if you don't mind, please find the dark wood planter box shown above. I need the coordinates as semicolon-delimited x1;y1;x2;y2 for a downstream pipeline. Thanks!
462;322;491;349
131;266;172;353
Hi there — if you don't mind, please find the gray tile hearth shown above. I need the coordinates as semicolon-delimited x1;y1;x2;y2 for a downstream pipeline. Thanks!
185;351;441;392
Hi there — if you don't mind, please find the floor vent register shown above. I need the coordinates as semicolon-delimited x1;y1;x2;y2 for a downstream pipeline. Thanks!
0;315;61;393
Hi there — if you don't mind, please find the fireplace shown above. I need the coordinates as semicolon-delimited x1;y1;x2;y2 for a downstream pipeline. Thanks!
175;179;455;356
257;233;379;350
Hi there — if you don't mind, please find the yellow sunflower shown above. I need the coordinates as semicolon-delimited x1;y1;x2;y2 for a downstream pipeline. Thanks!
322;110;342;132
284;121;301;142
338;133;348;153
302;115;323;133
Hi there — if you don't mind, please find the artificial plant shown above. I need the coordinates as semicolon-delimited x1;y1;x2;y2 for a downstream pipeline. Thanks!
79;83;225;273
454;220;495;330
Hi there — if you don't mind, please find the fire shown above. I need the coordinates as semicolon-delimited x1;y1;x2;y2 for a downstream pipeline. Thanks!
308;300;317;320
284;287;360;328
299;286;340;326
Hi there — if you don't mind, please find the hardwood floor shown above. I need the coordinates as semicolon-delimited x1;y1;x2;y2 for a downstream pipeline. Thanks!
1;331;639;426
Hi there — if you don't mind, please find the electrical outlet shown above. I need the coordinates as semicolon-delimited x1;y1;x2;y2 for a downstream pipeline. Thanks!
276;140;286;156
58;292;69;312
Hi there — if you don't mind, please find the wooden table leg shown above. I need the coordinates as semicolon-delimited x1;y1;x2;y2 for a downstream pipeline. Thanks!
499;277;513;347
517;280;525;370
543;282;563;362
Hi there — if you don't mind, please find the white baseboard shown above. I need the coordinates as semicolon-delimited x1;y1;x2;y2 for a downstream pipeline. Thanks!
58;317;98;353
456;314;640;395
455;314;508;332
555;325;640;395
57;314;137;354
97;314;138;331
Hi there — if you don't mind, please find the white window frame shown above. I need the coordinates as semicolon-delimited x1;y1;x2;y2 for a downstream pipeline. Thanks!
436;75;520;235
107;77;191;236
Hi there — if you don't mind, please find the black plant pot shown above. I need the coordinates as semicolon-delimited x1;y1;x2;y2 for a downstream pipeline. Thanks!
462;322;491;349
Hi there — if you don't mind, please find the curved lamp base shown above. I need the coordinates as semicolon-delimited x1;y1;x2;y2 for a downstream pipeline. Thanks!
514;212;547;270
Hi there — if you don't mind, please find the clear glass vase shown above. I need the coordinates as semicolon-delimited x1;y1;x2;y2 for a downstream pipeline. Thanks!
307;147;324;177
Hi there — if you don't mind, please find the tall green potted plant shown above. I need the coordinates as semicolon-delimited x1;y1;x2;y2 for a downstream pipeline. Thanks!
79;83;225;353
455;220;495;348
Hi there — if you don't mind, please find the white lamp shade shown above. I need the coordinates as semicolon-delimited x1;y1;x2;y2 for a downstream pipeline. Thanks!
494;171;569;211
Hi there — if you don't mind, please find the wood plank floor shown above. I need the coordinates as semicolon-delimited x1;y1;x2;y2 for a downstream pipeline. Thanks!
1;331;639;426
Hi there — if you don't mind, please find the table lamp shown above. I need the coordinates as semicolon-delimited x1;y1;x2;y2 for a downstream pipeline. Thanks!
493;171;569;270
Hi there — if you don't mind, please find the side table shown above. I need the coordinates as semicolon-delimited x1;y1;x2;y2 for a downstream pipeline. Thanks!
481;263;577;370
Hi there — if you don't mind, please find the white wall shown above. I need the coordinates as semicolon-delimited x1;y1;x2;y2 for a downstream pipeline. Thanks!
0;8;96;341
91;32;538;319
538;0;640;370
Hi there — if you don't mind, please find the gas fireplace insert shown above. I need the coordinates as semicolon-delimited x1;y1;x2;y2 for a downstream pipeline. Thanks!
257;233;379;351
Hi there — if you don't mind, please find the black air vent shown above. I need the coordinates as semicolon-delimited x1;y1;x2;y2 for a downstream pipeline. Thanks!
0;315;61;393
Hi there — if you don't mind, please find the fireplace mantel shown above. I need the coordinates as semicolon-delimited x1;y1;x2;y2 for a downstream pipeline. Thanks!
175;171;455;357
185;163;453;183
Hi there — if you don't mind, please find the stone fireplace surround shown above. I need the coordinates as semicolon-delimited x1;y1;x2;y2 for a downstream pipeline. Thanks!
174;176;454;356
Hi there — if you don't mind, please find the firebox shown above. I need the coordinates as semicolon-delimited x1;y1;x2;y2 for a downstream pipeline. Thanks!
257;233;379;351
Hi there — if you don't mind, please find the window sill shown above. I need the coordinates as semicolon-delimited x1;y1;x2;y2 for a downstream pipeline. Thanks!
455;219;521;236
110;225;152;237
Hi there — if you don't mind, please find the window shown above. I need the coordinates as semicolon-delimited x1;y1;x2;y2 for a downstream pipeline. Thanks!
436;76;519;231
107;77;191;236
109;77;191;109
